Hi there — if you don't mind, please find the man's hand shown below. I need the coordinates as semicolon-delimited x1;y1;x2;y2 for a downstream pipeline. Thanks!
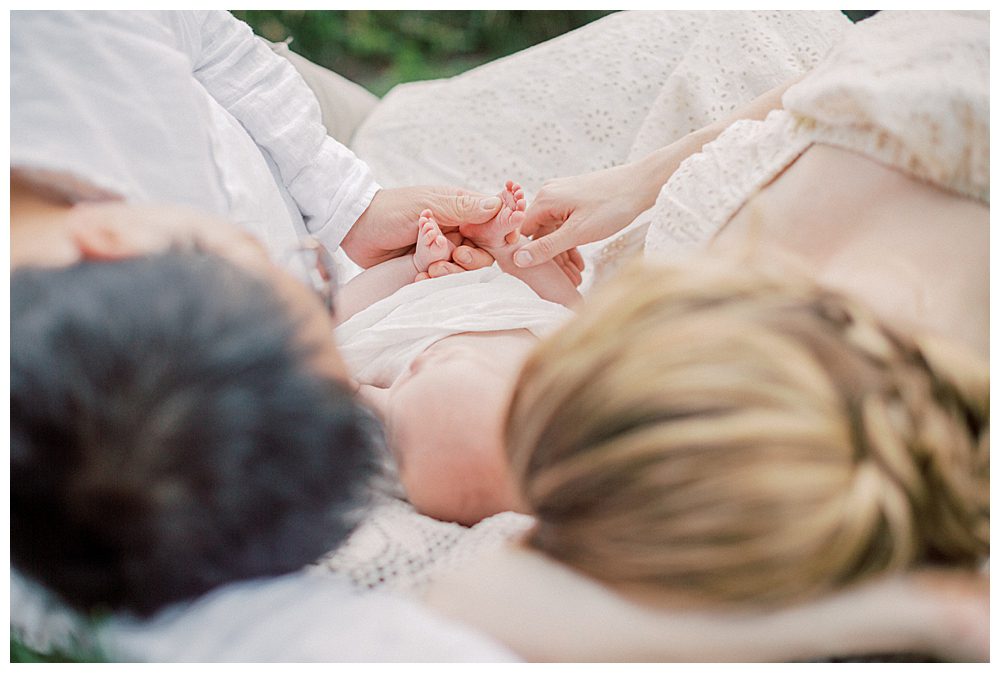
341;186;503;268
416;231;497;280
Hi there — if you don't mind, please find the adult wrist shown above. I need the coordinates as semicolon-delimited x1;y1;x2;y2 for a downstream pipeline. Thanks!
348;186;383;234
634;123;724;208
628;152;673;212
340;186;384;266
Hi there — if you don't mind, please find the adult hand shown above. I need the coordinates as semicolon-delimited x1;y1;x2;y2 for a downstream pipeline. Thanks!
513;162;656;269
341;185;503;268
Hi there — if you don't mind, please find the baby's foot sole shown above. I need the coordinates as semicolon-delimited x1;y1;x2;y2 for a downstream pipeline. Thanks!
413;210;456;272
459;181;526;249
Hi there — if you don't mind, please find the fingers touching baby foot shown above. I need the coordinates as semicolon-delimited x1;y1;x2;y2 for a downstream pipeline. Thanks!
452;244;495;270
459;180;526;248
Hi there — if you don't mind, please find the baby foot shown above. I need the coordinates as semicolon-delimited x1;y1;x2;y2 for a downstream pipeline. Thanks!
459;180;526;249
413;210;456;273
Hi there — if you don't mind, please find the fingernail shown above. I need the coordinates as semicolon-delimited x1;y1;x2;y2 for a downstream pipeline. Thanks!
514;250;532;267
480;197;501;211
456;250;472;264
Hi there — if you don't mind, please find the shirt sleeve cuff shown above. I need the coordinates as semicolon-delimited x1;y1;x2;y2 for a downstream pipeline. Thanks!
305;161;381;253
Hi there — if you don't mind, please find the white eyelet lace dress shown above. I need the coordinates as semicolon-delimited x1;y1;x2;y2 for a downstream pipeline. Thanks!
639;10;988;266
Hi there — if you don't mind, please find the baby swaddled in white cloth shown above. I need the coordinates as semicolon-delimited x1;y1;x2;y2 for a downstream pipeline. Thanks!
337;266;572;388
331;185;579;526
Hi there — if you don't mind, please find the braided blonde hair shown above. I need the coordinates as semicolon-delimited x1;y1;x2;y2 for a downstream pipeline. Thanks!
506;258;988;605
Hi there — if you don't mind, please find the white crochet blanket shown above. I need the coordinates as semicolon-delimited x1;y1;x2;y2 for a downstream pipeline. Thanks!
314;493;534;597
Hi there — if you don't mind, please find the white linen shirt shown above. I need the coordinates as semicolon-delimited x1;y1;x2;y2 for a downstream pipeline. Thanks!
11;10;379;258
11;568;518;662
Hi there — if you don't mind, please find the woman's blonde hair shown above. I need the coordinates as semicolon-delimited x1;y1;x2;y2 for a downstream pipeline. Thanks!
506;258;988;605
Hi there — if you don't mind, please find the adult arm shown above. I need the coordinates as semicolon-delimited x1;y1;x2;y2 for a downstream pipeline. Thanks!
177;11;379;255
424;544;988;662
180;11;503;269
514;77;802;268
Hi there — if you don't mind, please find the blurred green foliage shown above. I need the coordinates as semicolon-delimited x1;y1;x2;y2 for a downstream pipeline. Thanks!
842;10;878;23
10;635;104;663
232;10;615;96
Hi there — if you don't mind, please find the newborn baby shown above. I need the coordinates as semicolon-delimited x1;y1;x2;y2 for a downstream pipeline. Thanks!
335;182;579;525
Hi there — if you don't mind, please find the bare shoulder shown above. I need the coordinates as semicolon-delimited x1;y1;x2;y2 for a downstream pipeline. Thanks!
722;144;988;357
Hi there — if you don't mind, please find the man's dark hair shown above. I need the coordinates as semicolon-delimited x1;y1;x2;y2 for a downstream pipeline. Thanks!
11;250;379;617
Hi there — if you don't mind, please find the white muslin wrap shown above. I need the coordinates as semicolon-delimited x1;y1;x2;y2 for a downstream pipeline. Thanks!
335;266;574;388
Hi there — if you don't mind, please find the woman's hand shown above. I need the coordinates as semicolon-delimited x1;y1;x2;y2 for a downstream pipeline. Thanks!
513;162;658;270
341;185;503;269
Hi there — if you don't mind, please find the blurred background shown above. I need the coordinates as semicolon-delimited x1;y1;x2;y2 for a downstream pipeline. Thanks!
234;10;876;97
234;10;614;96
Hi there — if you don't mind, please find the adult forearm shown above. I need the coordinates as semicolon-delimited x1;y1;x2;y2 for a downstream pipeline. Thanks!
633;75;800;211
425;545;986;663
516;76;803;268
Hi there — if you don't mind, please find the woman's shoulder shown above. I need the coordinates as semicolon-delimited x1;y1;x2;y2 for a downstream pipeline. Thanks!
782;11;988;202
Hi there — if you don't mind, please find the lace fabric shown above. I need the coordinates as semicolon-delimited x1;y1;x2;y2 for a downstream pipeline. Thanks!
315;493;534;597
783;10;988;204
645;10;989;263
353;10;850;198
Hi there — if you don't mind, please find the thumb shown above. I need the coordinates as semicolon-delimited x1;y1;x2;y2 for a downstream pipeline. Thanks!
513;227;576;268
432;192;502;227
519;201;560;238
